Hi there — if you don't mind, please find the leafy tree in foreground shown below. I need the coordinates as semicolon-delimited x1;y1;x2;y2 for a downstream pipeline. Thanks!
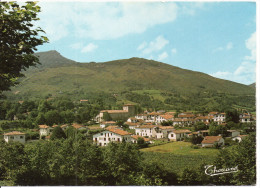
212;133;256;185
50;126;66;140
0;2;48;94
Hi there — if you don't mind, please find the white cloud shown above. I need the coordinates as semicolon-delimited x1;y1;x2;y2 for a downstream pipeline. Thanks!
210;61;255;85
38;2;178;41
245;32;256;61
211;31;256;85
171;48;177;54
141;35;169;55
180;2;205;16
158;52;168;61
226;42;233;50
81;43;98;53
137;42;147;51
213;42;233;52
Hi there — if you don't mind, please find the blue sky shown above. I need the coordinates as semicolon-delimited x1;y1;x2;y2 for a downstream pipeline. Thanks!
35;1;256;85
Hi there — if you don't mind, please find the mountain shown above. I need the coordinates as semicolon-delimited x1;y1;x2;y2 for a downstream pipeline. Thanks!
8;50;255;98
249;83;256;88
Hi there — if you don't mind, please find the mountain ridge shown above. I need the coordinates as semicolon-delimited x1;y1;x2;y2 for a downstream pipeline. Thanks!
9;50;255;98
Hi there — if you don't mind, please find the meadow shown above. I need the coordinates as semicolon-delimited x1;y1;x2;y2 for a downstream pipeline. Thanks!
141;141;219;173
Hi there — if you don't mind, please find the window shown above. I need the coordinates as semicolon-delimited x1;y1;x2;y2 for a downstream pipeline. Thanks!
10;136;14;139
118;138;120;142
101;133;103;136
105;133;106;137
108;138;111;141
171;134;173;137
20;136;24;139
104;138;106;141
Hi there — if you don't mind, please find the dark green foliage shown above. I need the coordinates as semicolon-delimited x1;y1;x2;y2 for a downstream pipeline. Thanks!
194;122;208;131
209;122;228;137
226;109;239;123
0;2;48;94
191;135;204;145
137;137;148;148
50;127;66;140
212;133;256;185
161;120;173;126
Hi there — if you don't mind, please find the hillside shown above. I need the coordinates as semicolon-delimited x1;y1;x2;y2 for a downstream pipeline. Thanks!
7;50;255;98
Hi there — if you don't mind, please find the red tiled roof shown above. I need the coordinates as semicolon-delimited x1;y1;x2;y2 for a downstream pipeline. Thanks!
137;125;157;129
159;126;174;130
60;124;68;128
101;121;116;124
208;112;219;115
4;131;25;136
202;136;222;144
106;128;132;136
131;135;150;142
200;130;209;133
72;123;85;129
173;129;191;134
148;112;162;116
52;125;59;128
125;122;140;126
105;125;120;129
173;118;195;122
39;125;49;129
195;116;212;120
160;114;174;120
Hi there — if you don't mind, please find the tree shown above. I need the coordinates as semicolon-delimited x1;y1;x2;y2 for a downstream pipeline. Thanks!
190;135;203;145
213;133;256;185
50;127;66;140
137;137;148;148
0;2;48;94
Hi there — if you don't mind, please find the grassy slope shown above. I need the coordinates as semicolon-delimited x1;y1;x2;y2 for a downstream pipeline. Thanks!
8;50;255;98
141;142;219;173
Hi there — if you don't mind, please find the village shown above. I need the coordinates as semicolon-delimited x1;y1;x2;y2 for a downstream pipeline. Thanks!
3;104;255;148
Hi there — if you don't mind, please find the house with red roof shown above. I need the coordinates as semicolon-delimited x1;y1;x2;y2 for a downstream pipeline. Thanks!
168;129;191;141
201;136;224;147
3;131;26;144
39;124;53;138
155;114;174;124
93;127;132;146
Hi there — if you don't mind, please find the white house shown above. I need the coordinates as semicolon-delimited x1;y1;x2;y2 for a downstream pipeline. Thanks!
3;131;26;144
155;114;174;124
227;130;240;138
195;116;212;125
135;114;148;121
213;113;226;124
172;118;194;127
240;115;251;123
168;129;191;141
201;136;225;147
135;125;157;138
125;122;140;129
154;126;174;139
93;128;132;146
39;125;52;137
127;117;138;123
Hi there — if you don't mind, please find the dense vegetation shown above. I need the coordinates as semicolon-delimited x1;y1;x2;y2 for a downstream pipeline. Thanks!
0;133;255;186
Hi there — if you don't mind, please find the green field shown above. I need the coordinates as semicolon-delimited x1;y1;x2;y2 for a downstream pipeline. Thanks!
141;142;219;173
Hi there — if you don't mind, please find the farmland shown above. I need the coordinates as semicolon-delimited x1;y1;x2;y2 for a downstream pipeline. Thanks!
141;142;219;173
